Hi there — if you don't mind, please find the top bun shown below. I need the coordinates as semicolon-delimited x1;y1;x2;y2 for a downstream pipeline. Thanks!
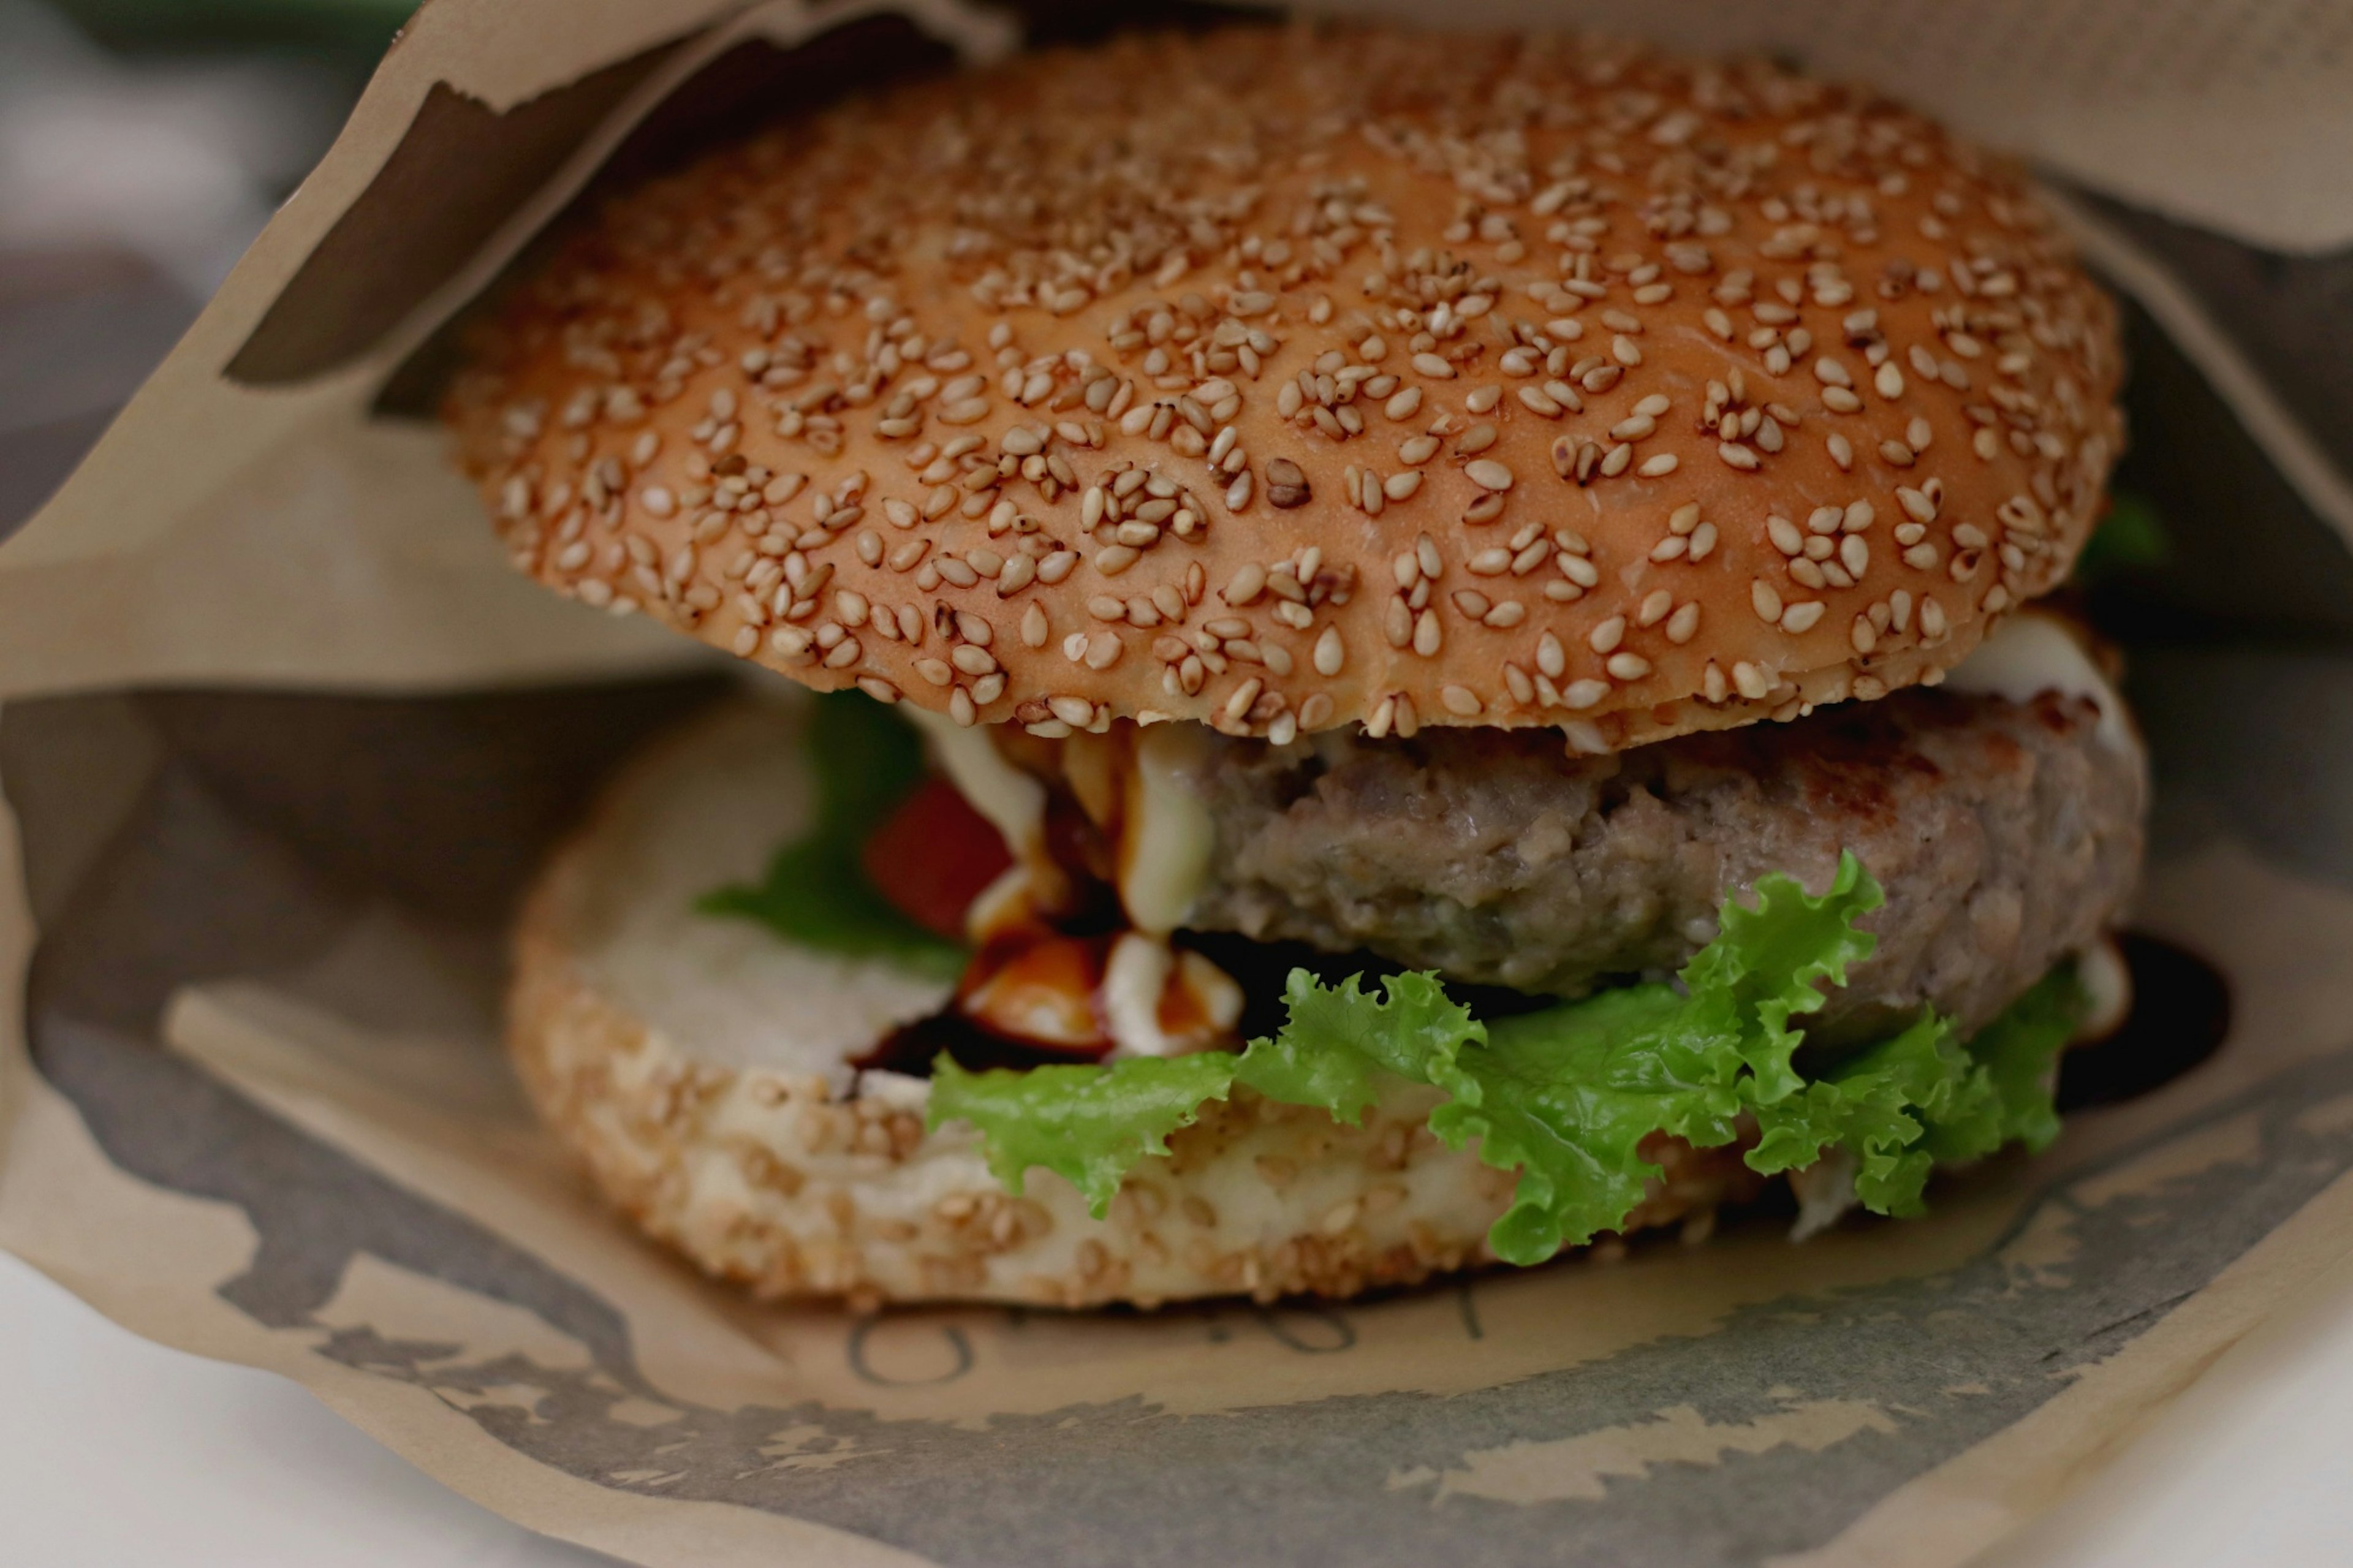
447;23;2123;751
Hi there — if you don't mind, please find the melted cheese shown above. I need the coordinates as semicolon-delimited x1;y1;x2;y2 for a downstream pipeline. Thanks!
906;708;1215;941
1944;610;2131;753
2076;934;2134;1041
1101;933;1245;1059
903;707;1046;855
1101;934;1176;1058
1118;722;1217;936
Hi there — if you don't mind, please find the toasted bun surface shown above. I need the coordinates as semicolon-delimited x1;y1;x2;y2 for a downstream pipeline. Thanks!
450;23;2122;752
513;697;1765;1306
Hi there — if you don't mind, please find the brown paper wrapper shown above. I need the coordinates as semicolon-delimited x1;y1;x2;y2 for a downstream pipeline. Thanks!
6;4;2353;1565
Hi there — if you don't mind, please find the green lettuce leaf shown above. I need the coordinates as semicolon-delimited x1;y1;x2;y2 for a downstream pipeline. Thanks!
2074;491;2170;585
927;1053;1241;1216
1748;963;2082;1215
1678;850;1884;1102
1430;983;1742;1264
1430;853;1885;1261
699;691;966;979
1232;969;1486;1124
1749;1010;1992;1216
922;853;2085;1262
1959;963;2083;1155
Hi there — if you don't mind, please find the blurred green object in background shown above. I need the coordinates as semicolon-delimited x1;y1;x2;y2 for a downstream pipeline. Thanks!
49;0;419;67
2077;492;2173;587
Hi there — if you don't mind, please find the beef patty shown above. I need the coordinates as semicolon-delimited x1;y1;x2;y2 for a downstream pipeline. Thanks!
1184;689;2145;1041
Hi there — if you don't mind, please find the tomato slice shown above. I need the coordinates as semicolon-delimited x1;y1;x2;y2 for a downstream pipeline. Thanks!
859;775;1015;941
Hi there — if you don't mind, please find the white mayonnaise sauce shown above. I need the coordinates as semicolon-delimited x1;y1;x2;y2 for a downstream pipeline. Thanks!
1101;933;1245;1059
1943;610;2132;753
903;706;1047;855
1116;721;1217;936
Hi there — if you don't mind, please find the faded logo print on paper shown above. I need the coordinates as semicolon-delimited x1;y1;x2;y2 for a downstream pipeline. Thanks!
7;675;2353;1568
232;1070;2353;1564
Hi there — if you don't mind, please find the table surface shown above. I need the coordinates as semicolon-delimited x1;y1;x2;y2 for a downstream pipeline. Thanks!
6;1241;2352;1567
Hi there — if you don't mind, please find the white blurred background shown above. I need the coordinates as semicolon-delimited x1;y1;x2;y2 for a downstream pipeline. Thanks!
0;0;368;533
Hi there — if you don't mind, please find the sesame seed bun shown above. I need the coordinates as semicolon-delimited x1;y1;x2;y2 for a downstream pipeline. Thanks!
447;23;2123;751
511;696;1767;1306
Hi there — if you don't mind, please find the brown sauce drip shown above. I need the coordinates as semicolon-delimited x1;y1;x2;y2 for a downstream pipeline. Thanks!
2056;932;2232;1112
855;1010;1107;1077
860;930;2233;1094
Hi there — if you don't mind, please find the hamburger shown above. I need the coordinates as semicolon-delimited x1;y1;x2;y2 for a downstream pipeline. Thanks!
445;22;2142;1309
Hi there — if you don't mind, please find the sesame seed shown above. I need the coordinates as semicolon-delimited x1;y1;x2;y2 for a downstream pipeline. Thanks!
1605;652;1651;680
1589;615;1626;653
1314;626;1345;675
462;25;2124;743
1562;678;1609;710
1414;609;1442;657
1465;460;1514;492
1441;685;1483;717
1780;600;1826;634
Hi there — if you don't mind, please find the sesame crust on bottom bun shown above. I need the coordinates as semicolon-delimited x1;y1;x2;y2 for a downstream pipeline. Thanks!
509;700;1770;1307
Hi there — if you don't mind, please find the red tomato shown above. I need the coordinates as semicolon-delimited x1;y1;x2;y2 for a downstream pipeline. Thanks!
860;775;1014;939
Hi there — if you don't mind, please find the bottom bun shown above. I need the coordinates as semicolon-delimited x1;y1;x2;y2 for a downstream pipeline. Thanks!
515;697;1798;1308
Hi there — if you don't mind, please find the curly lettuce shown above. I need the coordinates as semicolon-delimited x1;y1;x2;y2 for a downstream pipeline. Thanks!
929;1053;1241;1215
926;855;2086;1256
